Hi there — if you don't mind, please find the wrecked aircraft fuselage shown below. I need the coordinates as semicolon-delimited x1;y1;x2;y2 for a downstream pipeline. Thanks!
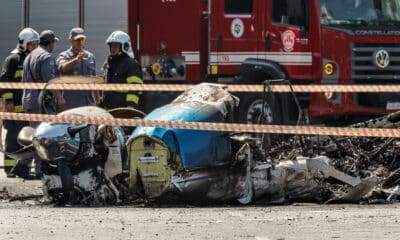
128;84;236;200
127;84;373;204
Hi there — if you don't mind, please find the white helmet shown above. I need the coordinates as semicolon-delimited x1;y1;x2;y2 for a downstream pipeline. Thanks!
12;27;40;53
106;30;134;58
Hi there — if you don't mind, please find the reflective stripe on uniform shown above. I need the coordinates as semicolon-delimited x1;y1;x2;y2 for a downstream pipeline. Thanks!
2;92;13;100
14;70;23;79
126;76;143;84
126;93;139;104
14;105;23;113
4;159;17;167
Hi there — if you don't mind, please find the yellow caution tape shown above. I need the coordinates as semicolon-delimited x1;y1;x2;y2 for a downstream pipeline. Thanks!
0;112;398;138
0;82;400;93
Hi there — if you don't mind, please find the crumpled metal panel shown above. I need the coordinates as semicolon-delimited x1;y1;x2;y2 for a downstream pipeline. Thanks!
128;135;176;199
35;106;127;205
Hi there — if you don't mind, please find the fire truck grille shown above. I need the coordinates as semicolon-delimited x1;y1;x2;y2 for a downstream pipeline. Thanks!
352;43;400;81
352;43;400;109
354;91;400;109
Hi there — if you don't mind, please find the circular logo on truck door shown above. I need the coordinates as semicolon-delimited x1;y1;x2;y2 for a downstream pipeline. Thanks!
374;49;390;69
231;18;244;38
281;30;296;52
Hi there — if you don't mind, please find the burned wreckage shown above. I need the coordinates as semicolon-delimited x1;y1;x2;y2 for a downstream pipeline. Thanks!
9;83;400;205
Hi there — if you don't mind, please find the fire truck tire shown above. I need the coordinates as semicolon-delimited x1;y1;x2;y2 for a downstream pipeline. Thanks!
236;92;284;146
236;92;282;125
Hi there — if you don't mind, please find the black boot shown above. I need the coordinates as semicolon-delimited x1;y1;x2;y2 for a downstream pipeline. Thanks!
57;158;75;204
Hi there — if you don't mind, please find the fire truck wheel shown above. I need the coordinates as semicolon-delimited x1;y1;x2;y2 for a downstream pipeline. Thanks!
236;93;282;125
236;93;283;146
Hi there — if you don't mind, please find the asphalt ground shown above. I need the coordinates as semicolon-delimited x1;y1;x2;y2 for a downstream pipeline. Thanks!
0;160;399;239
0;130;400;239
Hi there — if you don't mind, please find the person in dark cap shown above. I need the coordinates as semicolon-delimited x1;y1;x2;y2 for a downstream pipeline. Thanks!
22;29;66;118
20;30;66;179
57;27;98;109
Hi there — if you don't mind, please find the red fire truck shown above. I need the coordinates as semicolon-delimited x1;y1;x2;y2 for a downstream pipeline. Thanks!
128;0;400;124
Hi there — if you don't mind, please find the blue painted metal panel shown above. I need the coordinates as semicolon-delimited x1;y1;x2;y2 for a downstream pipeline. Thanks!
130;102;232;169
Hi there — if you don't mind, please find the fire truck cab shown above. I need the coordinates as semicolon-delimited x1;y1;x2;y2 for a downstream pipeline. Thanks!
129;0;400;124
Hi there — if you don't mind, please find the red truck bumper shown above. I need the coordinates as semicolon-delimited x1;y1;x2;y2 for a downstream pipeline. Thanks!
309;92;393;118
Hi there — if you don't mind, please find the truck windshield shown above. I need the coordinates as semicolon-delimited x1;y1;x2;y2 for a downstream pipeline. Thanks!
320;0;400;26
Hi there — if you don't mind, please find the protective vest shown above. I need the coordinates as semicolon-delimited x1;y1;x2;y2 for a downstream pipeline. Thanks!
102;53;143;109
0;50;27;113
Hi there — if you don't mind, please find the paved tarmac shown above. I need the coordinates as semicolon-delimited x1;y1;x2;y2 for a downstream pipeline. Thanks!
0;167;399;240
0;131;400;240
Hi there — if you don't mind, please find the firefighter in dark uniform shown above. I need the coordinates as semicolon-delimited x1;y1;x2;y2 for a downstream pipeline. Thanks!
0;28;40;177
102;30;143;109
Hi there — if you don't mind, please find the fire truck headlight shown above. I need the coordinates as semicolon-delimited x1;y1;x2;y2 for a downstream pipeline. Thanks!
152;63;161;75
324;63;335;75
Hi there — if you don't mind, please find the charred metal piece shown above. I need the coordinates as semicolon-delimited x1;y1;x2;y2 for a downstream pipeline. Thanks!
26;106;129;205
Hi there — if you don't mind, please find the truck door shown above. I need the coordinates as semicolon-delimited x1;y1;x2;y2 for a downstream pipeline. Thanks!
267;0;315;80
210;0;263;76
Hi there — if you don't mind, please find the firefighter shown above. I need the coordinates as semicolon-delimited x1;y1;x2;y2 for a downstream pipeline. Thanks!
102;30;143;109
0;28;39;177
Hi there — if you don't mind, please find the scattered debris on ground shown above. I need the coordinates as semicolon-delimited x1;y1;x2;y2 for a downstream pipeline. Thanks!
267;111;400;204
3;83;400;206
0;178;43;202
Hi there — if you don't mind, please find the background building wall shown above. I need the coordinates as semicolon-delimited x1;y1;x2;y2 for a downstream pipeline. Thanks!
28;0;79;62
0;0;23;71
0;0;128;76
84;0;128;74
